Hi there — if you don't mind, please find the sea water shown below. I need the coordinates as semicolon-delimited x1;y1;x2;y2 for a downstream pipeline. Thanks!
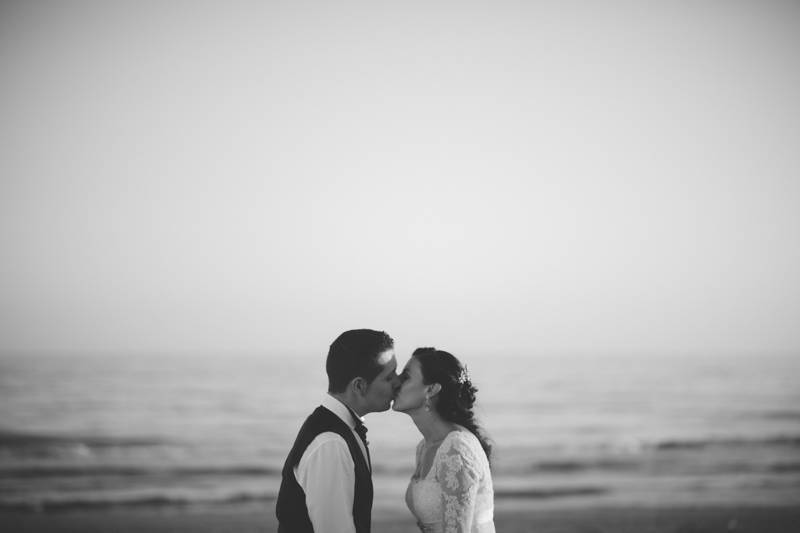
1;351;798;513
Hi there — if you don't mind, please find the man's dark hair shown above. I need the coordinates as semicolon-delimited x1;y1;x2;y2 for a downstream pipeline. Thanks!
326;329;394;393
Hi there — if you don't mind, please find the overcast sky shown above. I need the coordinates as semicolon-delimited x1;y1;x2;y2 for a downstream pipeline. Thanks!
1;1;798;358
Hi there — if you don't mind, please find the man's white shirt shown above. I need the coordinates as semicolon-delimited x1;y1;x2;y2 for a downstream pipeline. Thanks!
293;395;370;533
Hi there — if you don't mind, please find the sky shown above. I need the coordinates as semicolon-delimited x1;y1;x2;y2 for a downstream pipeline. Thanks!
1;1;798;358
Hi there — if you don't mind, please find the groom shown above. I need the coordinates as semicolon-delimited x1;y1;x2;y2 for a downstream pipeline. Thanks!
276;329;401;533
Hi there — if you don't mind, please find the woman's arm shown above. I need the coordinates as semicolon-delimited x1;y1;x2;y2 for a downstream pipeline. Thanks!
436;434;482;533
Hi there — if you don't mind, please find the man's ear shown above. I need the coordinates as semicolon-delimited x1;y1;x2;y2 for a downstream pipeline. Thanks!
351;377;368;396
427;383;442;397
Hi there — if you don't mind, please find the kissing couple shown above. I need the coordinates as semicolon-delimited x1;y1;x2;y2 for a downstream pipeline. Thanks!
276;329;495;532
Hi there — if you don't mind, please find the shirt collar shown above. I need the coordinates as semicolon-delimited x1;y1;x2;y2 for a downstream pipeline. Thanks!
322;394;364;430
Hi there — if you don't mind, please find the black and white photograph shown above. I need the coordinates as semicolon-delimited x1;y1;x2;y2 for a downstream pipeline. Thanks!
1;1;799;532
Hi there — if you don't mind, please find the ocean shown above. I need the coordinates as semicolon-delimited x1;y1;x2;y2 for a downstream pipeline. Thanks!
1;351;798;514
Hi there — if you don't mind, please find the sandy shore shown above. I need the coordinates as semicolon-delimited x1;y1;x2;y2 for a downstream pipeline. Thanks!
2;505;799;533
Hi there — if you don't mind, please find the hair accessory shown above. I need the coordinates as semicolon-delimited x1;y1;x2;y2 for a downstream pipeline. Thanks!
457;366;469;385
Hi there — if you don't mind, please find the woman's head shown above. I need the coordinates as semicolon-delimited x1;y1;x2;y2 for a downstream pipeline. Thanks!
393;347;492;460
414;348;476;415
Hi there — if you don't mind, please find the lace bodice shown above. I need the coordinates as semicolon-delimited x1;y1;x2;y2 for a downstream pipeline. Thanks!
405;429;495;533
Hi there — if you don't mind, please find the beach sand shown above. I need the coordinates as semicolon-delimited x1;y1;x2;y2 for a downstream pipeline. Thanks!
2;505;799;533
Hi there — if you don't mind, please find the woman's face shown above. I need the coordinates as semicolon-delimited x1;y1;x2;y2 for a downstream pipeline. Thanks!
392;357;428;413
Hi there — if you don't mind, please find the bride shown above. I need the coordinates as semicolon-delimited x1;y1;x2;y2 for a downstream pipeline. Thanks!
393;348;495;532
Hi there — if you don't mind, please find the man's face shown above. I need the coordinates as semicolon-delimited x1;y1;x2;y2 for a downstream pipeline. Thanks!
362;348;401;413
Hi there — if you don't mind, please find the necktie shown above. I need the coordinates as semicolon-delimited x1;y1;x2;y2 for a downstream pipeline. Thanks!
347;407;371;470
354;420;369;447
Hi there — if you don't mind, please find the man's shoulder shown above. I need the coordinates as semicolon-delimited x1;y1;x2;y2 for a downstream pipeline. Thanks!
304;404;345;425
294;406;352;451
307;431;348;450
299;431;352;465
296;405;342;432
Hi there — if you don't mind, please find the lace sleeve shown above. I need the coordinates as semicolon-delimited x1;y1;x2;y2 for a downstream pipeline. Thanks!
434;432;482;533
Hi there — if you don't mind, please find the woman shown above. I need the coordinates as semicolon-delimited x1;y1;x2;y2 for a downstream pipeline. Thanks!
393;347;495;533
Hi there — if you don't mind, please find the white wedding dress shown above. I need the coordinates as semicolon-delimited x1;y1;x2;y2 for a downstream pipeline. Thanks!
405;428;495;533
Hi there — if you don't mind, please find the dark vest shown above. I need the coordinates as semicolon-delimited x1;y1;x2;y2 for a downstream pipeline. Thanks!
276;406;373;533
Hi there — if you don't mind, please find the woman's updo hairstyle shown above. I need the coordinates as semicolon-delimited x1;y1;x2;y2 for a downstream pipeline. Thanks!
413;347;492;461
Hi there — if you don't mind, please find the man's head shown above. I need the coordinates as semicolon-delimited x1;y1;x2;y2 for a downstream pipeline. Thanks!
326;329;400;415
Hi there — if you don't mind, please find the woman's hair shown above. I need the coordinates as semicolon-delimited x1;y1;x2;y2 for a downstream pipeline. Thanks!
412;347;492;461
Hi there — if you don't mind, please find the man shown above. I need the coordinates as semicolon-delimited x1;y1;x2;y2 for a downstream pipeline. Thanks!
276;329;400;533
